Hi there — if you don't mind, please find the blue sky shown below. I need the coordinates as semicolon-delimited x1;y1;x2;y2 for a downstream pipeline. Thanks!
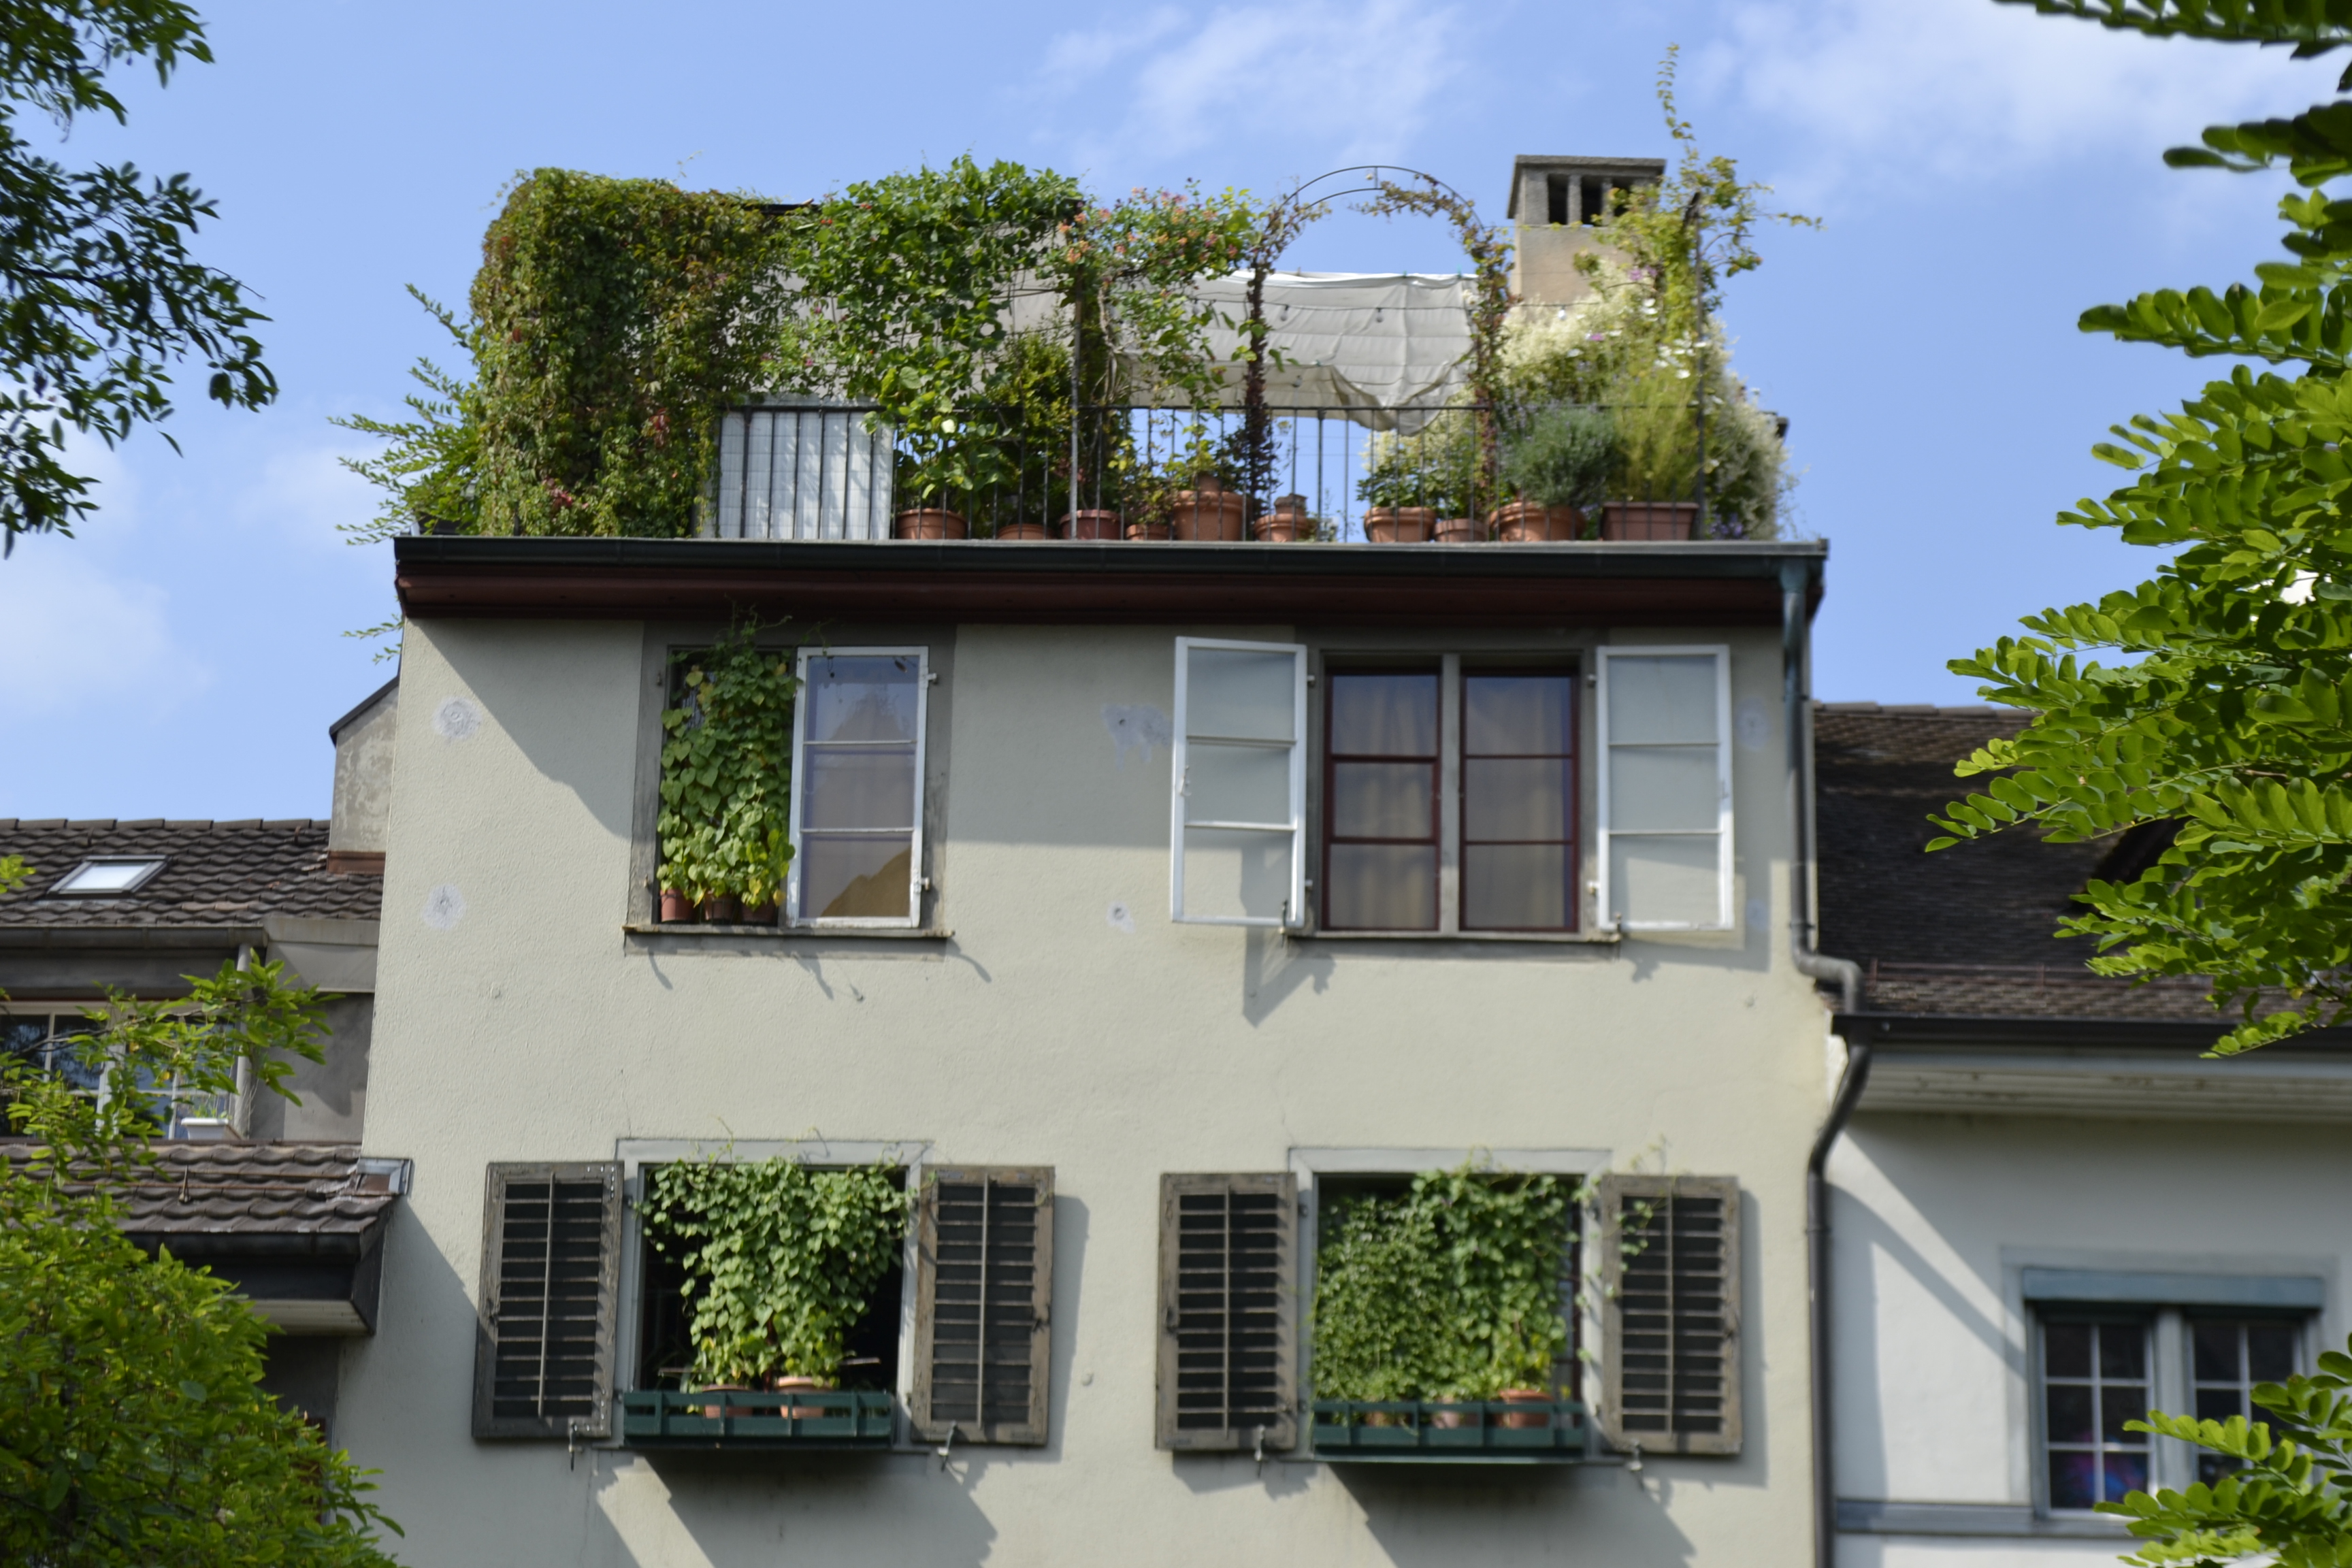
0;0;2334;819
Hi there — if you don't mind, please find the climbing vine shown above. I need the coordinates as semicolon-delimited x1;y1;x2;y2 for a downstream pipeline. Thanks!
657;616;797;908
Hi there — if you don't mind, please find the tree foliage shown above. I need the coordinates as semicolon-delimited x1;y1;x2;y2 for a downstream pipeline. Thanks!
641;1155;906;1388
1931;5;2352;1053
0;958;400;1565
0;0;273;553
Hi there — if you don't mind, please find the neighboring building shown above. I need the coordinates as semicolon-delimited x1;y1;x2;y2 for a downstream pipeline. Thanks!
340;531;1836;1565
0;676;405;1433
1812;703;2352;1565
1507;153;1666;307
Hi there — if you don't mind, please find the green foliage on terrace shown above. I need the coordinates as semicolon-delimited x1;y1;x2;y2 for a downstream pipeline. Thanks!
1929;4;2352;1054
0;958;402;1565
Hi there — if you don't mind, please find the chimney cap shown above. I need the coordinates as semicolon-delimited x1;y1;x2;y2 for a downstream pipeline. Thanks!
1506;155;1667;218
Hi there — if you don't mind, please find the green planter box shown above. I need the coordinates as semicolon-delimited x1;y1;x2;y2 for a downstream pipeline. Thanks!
620;1389;894;1450
1309;1399;1597;1463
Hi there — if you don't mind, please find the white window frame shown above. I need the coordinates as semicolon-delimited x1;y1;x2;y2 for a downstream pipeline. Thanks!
786;645;929;930
1171;636;1307;929
1595;644;1734;932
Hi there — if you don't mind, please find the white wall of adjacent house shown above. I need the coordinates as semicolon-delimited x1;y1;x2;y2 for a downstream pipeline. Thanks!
1829;1107;2352;1568
344;612;1829;1568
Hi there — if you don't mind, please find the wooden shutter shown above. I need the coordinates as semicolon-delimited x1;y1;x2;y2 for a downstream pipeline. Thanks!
1157;1173;1296;1451
1599;1173;1742;1456
472;1162;622;1440
911;1165;1054;1445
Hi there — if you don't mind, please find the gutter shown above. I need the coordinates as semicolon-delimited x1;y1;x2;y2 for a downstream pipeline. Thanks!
1780;557;1865;1568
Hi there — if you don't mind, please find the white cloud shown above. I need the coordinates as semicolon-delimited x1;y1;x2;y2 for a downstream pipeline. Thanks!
1701;0;2339;203
1034;0;1473;172
0;544;210;719
234;443;381;554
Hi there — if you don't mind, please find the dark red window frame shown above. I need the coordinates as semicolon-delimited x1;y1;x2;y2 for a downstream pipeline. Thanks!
1320;668;1441;931
1459;666;1580;933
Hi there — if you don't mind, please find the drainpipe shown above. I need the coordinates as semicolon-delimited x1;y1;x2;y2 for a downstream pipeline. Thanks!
1780;557;1866;1568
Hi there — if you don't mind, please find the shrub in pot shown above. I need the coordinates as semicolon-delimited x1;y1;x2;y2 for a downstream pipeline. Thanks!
1498;406;1616;540
644;1154;909;1394
1602;369;1701;540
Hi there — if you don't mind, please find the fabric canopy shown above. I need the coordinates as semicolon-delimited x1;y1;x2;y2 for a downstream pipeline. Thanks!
1169;271;1475;431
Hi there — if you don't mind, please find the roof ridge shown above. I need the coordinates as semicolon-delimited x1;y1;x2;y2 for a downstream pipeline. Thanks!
0;818;329;831
1814;701;2014;718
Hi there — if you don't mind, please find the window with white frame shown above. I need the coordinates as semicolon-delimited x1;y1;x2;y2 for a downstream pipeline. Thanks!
1596;647;1732;931
1171;638;1307;928
1;1007;243;1138
787;649;928;927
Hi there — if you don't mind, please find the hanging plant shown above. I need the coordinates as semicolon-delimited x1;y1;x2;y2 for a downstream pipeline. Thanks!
657;616;796;908
643;1155;908;1388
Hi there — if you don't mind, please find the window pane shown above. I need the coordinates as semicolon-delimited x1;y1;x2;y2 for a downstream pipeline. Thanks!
1330;672;1436;755
2193;1322;2239;1384
2045;1384;2094;1445
1607;655;1718;745
1188;741;1292;827
2099;1324;2146;1381
2048;1451;2097;1512
802;748;915;830
1326;844;1437;930
1609;834;1720;926
1188;648;1297;742
1465;844;1569;929
1464;757;1571;841
2104;1452;2149;1501
802;836;912;919
2044;1323;2091;1379
805;655;919;744
1330;762;1433;840
2195;1386;2242;1422
1180;827;1294;924
2248;1324;2297;1383
1609;745;1718;832
1465;675;1571;755
2100;1384;2147;1444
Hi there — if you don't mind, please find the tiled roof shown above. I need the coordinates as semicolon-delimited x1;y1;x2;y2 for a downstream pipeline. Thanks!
1813;702;2225;1022
14;1141;403;1236
0;819;380;928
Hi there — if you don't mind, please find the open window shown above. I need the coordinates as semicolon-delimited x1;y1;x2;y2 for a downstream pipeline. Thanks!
787;647;929;928
1595;647;1733;932
1171;638;1307;928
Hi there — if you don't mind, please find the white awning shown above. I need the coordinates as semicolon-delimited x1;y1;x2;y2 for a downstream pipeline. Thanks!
1179;271;1473;431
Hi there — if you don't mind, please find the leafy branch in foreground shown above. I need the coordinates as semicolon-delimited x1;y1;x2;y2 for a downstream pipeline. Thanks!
1931;6;2352;1053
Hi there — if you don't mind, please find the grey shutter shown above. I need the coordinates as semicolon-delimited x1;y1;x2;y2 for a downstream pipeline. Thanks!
1599;1173;1742;1456
472;1162;622;1440
1157;1173;1296;1451
911;1165;1054;1445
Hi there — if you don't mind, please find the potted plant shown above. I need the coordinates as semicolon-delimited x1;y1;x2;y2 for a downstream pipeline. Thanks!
1356;436;1441;543
644;1154;909;1407
658;617;797;923
1165;428;1247;542
1601;367;1701;540
1497;405;1616;541
1254;494;1318;542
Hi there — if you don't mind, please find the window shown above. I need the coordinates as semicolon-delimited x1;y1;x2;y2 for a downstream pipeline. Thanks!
48;856;166;896
788;648;928;928
2190;1318;2302;1484
1318;659;1580;934
710;404;895;540
910;1166;1054;1446
1599;1173;1742;1455
1171;638;1307;928
1157;1173;1296;1451
1;1011;101;1098
2038;1317;2152;1509
1596;647;1732;931
472;1162;623;1439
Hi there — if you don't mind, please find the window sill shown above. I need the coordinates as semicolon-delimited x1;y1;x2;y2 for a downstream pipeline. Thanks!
624;923;953;941
1835;1500;2131;1538
1289;928;1620;946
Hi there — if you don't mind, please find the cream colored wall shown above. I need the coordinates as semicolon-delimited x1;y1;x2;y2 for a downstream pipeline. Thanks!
344;614;1829;1568
1828;1111;2351;1553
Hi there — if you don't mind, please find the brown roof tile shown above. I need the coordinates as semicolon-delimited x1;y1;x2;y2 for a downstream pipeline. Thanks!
0;819;380;928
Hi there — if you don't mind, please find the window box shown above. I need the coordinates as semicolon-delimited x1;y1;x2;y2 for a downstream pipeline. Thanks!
1309;1398;1597;1463
619;1388;894;1450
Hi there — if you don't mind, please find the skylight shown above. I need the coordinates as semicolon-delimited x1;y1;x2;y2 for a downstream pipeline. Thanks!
49;857;167;896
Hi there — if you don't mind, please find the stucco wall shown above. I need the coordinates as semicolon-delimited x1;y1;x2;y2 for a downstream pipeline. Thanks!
1828;1111;2352;1565
330;683;399;854
344;614;1829;1567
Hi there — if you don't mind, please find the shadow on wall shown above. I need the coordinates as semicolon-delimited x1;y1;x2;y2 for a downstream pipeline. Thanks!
1348;1465;1695;1564
429;625;640;845
600;1451;999;1568
248;995;372;1142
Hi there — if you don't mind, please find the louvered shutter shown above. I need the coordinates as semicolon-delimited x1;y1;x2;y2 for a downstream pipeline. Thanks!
911;1166;1054;1445
1157;1173;1296;1450
1598;1173;1742;1455
472;1162;622;1439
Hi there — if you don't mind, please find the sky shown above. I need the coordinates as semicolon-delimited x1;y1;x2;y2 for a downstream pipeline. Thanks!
0;0;2336;820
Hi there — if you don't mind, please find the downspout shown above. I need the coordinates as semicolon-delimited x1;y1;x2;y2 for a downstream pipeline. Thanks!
1780;557;1866;1568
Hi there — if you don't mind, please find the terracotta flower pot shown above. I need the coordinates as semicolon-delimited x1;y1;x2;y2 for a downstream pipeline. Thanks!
741;901;778;926
1170;480;1247;542
1124;518;1172;542
893;508;969;540
772;1375;831;1418
1601;501;1698;542
1254;494;1313;542
1059;509;1124;540
700;894;742;924
697;1383;751;1419
994;520;1049;541
659;890;695;924
1491;500;1585;542
1498;1388;1552;1429
1429;1405;1482;1429
1434;517;1484;544
1364;506;1437;543
1361;1409;1409;1428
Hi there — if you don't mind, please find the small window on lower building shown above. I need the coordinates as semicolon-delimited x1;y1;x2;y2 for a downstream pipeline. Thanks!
2189;1317;2302;1484
2040;1316;2152;1509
